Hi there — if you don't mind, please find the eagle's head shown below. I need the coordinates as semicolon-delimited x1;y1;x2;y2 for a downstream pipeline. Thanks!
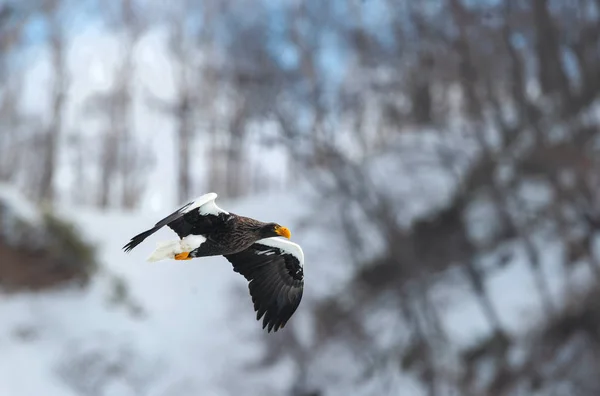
261;222;291;239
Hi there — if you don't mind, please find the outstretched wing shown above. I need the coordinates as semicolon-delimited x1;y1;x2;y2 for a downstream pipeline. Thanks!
123;193;229;252
224;237;304;333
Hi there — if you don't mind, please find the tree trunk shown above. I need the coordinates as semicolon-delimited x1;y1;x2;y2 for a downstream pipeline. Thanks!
99;130;118;209
532;0;571;97
39;4;66;205
176;98;192;203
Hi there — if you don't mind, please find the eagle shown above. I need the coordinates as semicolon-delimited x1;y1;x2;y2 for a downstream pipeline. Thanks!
122;193;304;333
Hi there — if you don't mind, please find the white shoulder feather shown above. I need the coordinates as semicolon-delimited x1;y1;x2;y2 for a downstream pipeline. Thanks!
182;192;229;216
256;237;305;267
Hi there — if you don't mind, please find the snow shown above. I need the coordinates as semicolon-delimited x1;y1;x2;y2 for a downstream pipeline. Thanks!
60;211;271;394
0;183;47;249
0;188;312;396
63;189;318;392
0;183;42;226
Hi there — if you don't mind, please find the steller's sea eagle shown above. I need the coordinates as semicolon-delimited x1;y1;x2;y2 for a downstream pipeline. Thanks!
122;193;304;333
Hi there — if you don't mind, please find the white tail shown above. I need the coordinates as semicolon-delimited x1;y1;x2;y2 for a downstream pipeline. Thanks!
146;235;207;262
147;240;182;262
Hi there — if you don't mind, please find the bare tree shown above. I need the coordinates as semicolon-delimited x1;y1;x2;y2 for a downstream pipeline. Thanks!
116;0;144;209
89;0;151;209
0;77;26;182
146;0;203;204
37;0;68;206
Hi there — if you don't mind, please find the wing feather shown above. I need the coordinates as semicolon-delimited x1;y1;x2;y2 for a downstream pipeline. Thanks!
224;238;304;333
123;193;228;252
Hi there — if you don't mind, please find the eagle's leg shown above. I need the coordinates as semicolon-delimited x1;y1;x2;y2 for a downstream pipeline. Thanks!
174;252;192;260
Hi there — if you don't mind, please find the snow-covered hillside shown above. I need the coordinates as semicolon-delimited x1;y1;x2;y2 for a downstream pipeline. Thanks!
1;184;598;396
0;186;338;396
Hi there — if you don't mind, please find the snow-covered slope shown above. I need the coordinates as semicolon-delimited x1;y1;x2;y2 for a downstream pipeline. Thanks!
64;191;320;391
2;184;597;396
0;189;324;396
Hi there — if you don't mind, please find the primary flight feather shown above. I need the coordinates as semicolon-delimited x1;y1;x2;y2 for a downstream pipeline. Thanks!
122;193;304;333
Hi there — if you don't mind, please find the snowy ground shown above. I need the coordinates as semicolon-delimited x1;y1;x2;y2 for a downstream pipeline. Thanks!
1;185;597;396
0;190;322;396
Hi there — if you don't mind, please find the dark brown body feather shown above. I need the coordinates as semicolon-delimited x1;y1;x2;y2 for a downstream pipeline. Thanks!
185;213;275;257
123;203;278;257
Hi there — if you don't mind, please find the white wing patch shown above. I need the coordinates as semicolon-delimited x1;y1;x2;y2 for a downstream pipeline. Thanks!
182;192;229;216
256;237;305;267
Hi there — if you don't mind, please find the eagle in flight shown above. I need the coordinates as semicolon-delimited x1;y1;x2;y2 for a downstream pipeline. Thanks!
122;193;304;333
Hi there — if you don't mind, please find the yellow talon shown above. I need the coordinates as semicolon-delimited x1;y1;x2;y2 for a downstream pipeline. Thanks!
174;252;191;260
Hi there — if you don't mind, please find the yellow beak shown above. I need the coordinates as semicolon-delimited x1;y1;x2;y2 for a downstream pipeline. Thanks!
275;226;291;239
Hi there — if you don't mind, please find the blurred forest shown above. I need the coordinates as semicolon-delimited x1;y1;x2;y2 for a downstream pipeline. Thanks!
3;0;600;395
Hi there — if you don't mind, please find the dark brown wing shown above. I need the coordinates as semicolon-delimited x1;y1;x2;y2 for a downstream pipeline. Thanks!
224;239;304;333
123;193;230;252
